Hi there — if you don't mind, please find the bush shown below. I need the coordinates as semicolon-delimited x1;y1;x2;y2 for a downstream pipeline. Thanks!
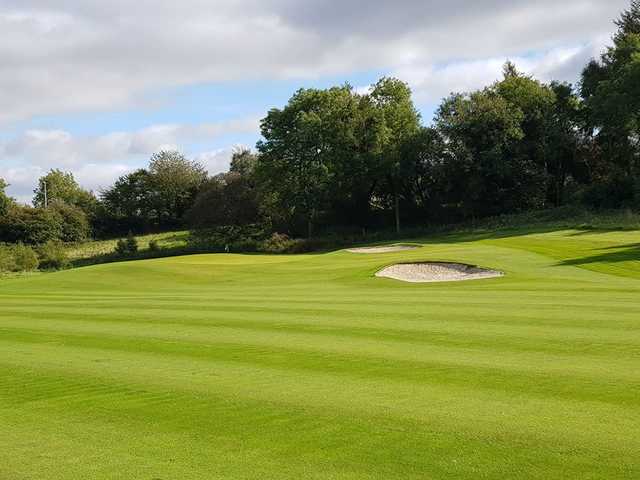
0;243;41;273
49;201;91;242
229;239;260;253
0;205;63;245
12;244;39;271
285;237;332;253
148;239;160;252
188;224;266;252
126;233;139;253
115;232;139;255
115;238;128;255
38;240;69;270
261;233;296;253
0;245;16;272
581;177;636;209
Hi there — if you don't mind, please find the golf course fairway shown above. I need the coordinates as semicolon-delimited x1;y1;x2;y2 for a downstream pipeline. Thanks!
1;227;639;479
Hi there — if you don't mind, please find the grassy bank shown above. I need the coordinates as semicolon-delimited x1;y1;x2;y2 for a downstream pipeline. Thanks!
61;207;640;269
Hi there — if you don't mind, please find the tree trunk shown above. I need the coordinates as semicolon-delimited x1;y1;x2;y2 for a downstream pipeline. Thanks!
307;217;313;239
394;193;400;234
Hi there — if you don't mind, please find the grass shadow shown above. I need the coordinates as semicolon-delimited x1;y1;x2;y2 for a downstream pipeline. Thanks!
557;243;640;267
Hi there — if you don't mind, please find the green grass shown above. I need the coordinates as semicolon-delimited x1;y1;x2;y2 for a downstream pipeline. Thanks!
1;224;639;479
65;231;190;262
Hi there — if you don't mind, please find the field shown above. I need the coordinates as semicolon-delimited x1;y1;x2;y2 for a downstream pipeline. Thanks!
1;225;639;479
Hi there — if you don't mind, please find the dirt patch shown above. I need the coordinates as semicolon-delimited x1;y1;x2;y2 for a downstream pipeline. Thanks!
376;262;503;283
346;245;420;254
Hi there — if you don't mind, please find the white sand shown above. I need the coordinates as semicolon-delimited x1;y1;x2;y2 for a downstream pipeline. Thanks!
346;245;420;254
376;262;503;283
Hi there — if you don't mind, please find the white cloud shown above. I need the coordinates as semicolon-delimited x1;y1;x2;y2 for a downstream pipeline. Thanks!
0;165;43;204
387;37;613;119
0;1;629;123
0;117;258;202
195;148;237;176
0;0;631;201
1;117;259;168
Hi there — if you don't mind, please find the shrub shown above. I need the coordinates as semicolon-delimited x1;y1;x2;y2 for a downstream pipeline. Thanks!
261;232;295;253
38;240;69;270
0;245;16;272
581;177;635;209
12;244;39;271
115;239;128;255
148;239;160;252
49;201;91;242
188;224;266;252
286;237;331;253
115;232;139;255
126;232;139;253
0;205;63;245
229;239;260;253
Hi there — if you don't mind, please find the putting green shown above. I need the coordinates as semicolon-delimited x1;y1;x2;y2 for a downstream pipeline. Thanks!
1;227;639;479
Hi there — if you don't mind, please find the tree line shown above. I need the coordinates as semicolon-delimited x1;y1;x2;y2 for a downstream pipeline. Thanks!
1;1;639;247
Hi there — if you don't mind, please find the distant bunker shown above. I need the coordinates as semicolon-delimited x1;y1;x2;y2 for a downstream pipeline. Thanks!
346;245;420;254
376;262;504;283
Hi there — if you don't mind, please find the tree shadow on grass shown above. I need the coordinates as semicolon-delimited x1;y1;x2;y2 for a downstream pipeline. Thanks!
418;225;593;245
556;243;640;267
565;229;635;237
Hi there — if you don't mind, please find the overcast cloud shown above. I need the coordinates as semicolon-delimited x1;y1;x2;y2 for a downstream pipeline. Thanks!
0;0;629;202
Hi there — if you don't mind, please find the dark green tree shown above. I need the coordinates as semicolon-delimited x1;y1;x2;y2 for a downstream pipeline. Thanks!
0;206;64;245
148;151;208;226
48;200;91;242
369;77;421;232
398;127;450;221
547;82;589;205
186;172;260;229
256;86;358;236
581;0;640;199
435;89;526;217
99;169;156;232
494;63;557;207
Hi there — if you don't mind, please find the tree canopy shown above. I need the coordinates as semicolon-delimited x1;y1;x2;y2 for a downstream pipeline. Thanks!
0;178;14;216
33;169;96;214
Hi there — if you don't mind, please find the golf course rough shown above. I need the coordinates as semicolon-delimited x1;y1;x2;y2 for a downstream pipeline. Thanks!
1;227;639;479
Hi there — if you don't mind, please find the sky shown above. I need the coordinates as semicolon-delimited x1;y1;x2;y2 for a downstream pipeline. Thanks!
0;0;631;204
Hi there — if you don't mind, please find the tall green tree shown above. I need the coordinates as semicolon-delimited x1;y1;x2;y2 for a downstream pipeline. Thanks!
435;89;526;217
0;206;64;245
0;178;14;216
495;62;556;207
369;77;421;232
99;169;156;232
546;82;589;205
148;151;208;226
186;172;260;229
229;148;258;178
398;127;449;221
581;1;640;186
256;86;360;236
33;169;96;213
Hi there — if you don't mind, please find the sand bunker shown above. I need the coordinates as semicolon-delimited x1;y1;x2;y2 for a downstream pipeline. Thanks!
376;262;503;283
346;245;420;254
